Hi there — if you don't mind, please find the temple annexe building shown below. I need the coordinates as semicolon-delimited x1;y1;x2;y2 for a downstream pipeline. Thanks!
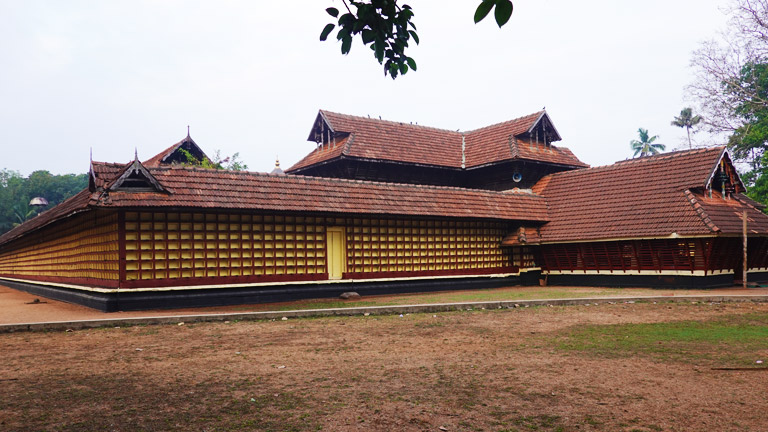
1;109;767;311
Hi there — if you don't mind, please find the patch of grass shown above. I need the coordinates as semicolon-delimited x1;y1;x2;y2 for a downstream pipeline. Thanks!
498;414;564;431
553;312;768;366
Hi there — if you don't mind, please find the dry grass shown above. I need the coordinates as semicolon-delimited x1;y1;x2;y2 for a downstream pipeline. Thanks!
2;301;768;431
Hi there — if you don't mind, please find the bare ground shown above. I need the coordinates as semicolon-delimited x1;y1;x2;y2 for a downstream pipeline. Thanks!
2;300;768;431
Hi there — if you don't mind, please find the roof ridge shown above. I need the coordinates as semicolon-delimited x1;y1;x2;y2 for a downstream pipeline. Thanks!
541;146;726;181
319;109;463;135
612;146;725;166
463;110;544;134
158;166;542;197
683;189;720;233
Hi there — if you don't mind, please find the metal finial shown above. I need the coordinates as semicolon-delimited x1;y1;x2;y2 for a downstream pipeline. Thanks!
187;125;190;137
275;156;280;168
134;148;138;160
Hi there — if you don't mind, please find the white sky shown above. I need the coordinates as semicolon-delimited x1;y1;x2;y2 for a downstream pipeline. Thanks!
0;0;731;176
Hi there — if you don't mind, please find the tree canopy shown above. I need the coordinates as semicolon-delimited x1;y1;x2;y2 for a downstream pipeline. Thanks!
689;0;768;209
320;0;514;79
179;149;249;171
0;169;88;234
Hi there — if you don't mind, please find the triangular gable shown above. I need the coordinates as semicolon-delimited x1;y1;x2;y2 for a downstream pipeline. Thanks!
306;110;350;145
143;133;209;167
108;158;167;193
519;111;561;144
704;149;746;195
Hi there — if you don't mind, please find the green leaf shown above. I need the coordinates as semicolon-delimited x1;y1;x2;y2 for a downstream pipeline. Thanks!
406;57;417;71
362;29;376;44
320;23;335;41
399;62;408;75
374;42;385;63
494;0;513;27
326;7;339;18
474;0;494;24
408;30;419;44
341;36;352;55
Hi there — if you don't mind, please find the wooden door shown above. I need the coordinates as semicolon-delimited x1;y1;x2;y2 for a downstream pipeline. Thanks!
326;227;346;279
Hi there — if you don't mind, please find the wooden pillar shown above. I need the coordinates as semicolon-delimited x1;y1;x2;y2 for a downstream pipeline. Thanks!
743;210;748;289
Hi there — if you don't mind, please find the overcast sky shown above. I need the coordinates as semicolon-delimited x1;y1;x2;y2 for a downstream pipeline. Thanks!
1;0;731;176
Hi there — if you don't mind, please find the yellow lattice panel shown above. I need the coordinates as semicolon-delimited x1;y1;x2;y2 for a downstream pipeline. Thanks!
122;211;328;282
345;218;511;274
0;211;120;283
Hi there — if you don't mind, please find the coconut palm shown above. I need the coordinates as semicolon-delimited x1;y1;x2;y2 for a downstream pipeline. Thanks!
671;107;702;149
630;128;665;157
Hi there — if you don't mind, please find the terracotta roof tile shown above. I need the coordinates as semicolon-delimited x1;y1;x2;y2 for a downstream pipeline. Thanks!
464;112;587;168
532;147;768;242
692;190;768;235
287;110;586;172
90;161;125;189
94;167;549;222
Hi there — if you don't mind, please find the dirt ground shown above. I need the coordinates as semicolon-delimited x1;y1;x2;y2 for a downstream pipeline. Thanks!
2;300;768;431
3;282;768;325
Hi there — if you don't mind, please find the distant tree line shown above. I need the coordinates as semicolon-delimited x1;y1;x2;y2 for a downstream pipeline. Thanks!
689;0;768;208
0;169;87;235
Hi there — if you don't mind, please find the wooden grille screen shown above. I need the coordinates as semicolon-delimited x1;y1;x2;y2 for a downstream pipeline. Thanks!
539;238;749;274
0;211;119;286
344;218;512;276
123;212;328;282
510;246;537;269
123;212;514;285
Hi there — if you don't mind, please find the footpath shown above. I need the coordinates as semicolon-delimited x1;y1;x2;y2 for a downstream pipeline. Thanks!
2;283;768;332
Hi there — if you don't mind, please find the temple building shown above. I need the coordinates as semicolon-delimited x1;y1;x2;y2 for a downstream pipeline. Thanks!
1;109;767;311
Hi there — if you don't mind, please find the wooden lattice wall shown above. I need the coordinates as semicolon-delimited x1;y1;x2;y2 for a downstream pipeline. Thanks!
537;237;763;274
122;211;515;288
343;218;514;278
0;210;120;287
123;212;329;287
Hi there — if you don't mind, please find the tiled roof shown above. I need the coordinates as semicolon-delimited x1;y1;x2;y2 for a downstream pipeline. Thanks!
691;191;768;234
1;162;549;248
463;112;587;168
533;147;768;242
288;110;586;172
90;162;125;189
143;134;208;168
95;166;549;222
287;135;352;171
143;142;179;168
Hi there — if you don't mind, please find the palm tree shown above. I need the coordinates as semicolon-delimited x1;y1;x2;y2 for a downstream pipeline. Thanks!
670;107;702;149
12;203;36;227
630;128;665;157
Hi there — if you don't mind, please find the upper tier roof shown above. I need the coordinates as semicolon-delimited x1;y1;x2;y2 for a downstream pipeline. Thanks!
288;110;588;172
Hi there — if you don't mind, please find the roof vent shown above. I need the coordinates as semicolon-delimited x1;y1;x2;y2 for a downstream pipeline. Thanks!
512;172;523;183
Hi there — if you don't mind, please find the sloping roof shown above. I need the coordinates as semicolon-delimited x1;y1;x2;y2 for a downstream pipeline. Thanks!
463;112;587;168
143;134;209;168
93;166;548;222
288;110;586;172
690;191;768;234
533;147;768;242
0;162;548;249
89;161;125;190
